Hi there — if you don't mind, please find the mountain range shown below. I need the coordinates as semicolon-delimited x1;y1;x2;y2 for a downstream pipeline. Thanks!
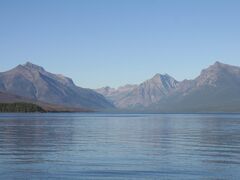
0;61;240;112
96;61;240;112
96;74;178;108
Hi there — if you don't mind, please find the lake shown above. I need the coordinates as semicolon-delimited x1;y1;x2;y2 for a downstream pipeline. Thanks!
0;113;239;179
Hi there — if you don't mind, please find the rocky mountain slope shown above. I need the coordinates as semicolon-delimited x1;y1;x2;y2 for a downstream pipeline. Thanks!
0;62;114;110
96;74;178;108
96;62;240;112
153;61;240;112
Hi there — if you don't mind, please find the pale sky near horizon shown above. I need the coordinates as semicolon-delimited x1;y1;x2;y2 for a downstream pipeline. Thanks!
1;0;240;88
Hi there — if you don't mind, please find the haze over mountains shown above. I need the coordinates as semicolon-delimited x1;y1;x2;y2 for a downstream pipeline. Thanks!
96;61;240;112
0;61;240;112
96;74;178;108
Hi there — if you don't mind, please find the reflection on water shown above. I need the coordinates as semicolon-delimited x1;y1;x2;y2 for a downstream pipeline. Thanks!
0;114;240;179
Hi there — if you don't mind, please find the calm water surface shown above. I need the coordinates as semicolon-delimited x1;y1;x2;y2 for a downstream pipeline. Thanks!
0;113;240;179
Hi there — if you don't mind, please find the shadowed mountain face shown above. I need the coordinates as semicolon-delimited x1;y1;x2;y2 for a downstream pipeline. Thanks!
0;62;114;110
96;74;179;108
96;62;240;112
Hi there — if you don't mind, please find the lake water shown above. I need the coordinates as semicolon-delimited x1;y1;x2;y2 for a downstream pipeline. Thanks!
0;113;239;179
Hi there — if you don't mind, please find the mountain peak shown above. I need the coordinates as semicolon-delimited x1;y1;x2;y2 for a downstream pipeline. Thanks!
152;73;165;80
214;61;222;65
201;61;226;74
205;61;237;74
23;62;45;72
151;73;177;84
0;62;114;110
152;73;172;79
196;61;240;87
212;61;226;68
140;73;178;92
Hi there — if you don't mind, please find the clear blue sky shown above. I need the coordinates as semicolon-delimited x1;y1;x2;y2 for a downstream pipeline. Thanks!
1;0;240;88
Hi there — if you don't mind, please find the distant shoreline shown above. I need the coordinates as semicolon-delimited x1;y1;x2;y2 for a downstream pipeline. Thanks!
0;102;93;113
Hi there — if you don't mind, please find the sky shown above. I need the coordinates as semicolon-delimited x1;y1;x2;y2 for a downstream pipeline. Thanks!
0;0;240;88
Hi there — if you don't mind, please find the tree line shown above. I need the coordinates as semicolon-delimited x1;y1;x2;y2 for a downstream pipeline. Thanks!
0;103;45;112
